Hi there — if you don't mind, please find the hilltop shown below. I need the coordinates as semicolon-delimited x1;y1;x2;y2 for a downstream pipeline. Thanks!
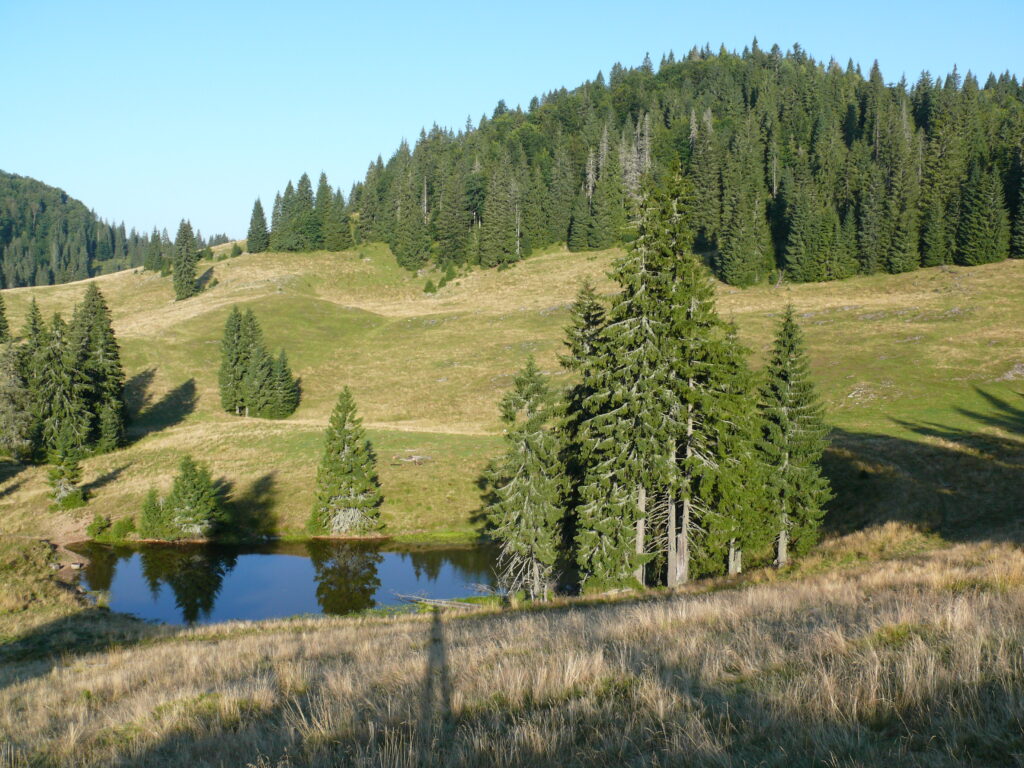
0;245;1021;546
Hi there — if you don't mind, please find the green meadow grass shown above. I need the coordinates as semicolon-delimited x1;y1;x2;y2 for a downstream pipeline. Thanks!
0;245;1020;545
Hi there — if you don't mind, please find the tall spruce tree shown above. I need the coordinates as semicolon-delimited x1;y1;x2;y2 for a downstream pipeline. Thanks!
486;357;565;601
957;165;1011;265
1013;178;1024;259
323;190;353;251
0;295;8;343
36;313;90;455
218;307;245;414
308;387;383;535
269;350;299;418
71;284;126;450
0;344;33;460
172;220;198;300
758;306;832;566
479;155;522;267
247;199;270;253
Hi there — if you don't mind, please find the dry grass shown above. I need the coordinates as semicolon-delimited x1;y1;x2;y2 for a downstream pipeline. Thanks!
0;525;1021;767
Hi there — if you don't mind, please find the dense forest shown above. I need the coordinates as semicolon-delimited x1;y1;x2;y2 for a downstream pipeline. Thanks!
0;171;228;289
258;42;1024;284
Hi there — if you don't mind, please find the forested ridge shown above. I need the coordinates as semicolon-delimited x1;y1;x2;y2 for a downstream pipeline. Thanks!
258;42;1024;284
0;170;228;289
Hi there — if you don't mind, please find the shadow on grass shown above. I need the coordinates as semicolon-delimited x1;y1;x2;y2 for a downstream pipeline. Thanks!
125;377;197;444
215;472;279;541
81;463;132;498
823;389;1024;544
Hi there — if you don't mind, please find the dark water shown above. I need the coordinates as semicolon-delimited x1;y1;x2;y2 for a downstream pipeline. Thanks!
71;540;498;625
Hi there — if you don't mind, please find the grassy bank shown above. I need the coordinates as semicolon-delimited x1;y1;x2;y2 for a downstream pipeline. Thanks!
1;525;1021;767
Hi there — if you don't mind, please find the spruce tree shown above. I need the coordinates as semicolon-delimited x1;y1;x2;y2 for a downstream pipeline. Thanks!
172;220;198;300
0;344;33;460
218;307;245;414
323;190;353;251
159;455;224;540
314;172;333;249
71;284;126;450
1013;179;1024;259
293;173;320;249
567;189;590;252
308;387;383;535
957;165;1011;265
37;314;90;454
138;488;169;539
242;345;275;418
48;429;84;509
269;350;299;418
0;294;9;343
588;148;626;249
479;155;521;267
486;357;564;601
758;306;832;566
247;199;270;253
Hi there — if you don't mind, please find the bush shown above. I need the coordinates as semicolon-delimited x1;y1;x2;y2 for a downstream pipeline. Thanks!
86;514;111;539
230;243;243;258
423;279;437;294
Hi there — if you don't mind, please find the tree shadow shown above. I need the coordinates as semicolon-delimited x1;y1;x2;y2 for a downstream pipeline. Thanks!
123;368;157;421
81;464;132;498
195;267;215;293
216;473;279;541
822;389;1024;544
418;610;453;749
126;378;197;443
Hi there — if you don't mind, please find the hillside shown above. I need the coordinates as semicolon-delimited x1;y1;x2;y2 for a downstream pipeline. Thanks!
0;245;1021;547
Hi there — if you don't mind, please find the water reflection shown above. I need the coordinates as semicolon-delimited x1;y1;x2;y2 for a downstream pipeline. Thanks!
74;540;496;625
307;540;383;614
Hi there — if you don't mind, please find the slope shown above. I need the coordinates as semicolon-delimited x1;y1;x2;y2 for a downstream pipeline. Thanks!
0;245;1021;545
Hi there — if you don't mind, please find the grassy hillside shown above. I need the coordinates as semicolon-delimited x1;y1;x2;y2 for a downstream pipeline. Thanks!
0;245;1021;545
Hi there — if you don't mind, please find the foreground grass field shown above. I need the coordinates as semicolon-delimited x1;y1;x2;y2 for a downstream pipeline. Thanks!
0;244;1021;545
1;525;1021;767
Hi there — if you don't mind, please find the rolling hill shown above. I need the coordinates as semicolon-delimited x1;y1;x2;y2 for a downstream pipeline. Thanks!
0;244;1021;547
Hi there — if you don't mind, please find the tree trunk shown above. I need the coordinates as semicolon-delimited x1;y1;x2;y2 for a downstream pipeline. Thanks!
635;486;646;586
666;446;678;587
532;559;541;601
677;396;694;584
776;514;789;568
728;539;743;575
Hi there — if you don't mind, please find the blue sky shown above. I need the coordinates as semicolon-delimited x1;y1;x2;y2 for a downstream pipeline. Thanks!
2;0;1021;238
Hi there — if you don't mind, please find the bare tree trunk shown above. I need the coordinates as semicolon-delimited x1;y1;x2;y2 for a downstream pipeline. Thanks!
635;486;646;586
532;559;541;601
676;394;694;585
728;539;743;575
776;513;789;568
666;445;678;587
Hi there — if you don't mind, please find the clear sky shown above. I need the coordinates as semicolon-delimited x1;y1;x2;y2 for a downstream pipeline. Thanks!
2;0;1021;239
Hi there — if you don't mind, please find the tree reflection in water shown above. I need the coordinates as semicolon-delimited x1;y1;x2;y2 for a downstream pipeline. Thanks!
306;539;383;614
138;545;238;624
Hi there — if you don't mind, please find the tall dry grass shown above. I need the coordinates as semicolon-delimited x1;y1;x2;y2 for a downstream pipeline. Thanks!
1;527;1021;767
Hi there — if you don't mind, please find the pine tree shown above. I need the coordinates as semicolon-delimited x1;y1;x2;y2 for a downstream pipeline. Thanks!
0;294;9;343
314;172;333;249
486;357;565;601
269;350;300;418
218;307;245;414
247;199;270;253
0;344;33;460
71;284;126;450
37;314;90;454
323;190;353;251
172;220;198;300
957;165;1011;265
758;306;832;566
588;147;626;249
159;455;224;540
567;188;590;252
48;429;84;509
479;155;522;267
1013;177;1024;259
242;345;275;418
308;387;383;535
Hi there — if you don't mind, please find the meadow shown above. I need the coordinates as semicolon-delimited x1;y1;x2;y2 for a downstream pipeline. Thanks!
0;244;1020;546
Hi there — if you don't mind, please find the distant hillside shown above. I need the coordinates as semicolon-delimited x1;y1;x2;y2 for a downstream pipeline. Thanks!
0;170;228;289
258;43;1024;284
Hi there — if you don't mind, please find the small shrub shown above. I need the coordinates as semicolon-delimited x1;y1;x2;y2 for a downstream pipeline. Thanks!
230;243;243;258
423;279;437;294
86;514;112;539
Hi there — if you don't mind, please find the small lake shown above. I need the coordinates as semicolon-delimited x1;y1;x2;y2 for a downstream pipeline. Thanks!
71;540;499;625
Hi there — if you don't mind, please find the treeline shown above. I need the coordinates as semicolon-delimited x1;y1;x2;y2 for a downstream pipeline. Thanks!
257;42;1024;283
1;170;228;289
0;286;128;508
485;177;831;599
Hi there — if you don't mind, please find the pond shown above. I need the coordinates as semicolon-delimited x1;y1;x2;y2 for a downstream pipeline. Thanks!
70;540;499;625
